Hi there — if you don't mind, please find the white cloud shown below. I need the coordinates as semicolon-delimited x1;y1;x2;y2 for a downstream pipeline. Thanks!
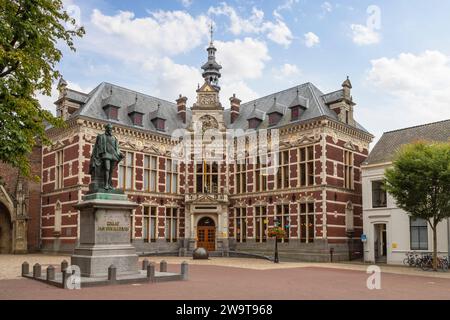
208;3;293;47
221;80;259;104
321;2;333;13
350;24;381;45
71;8;267;106
274;63;301;79
273;0;299;20
144;57;202;103
264;20;293;48
90;9;209;58
215;37;271;81
304;32;320;48
366;50;450;125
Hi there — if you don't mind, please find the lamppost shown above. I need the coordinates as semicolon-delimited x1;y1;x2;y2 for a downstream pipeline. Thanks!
269;218;285;264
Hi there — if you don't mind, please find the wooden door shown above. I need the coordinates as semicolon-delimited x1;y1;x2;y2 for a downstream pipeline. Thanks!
197;226;215;252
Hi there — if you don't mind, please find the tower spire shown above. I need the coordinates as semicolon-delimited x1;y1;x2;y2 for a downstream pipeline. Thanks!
209;21;214;45
201;22;222;90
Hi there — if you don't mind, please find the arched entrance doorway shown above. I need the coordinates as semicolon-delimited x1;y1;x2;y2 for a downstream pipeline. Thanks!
0;203;12;254
197;217;215;251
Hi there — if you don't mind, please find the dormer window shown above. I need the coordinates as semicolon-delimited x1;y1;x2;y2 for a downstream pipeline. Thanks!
289;89;308;122
248;118;262;129
152;118;166;131
129;112;143;126
268;112;282;126
103;105;119;120
291;106;300;121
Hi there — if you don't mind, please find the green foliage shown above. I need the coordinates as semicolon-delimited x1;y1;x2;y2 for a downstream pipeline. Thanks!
0;0;84;177
384;141;450;224
385;141;450;270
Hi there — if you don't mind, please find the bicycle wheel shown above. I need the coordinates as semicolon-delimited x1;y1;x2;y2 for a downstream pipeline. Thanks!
403;257;410;266
442;261;449;272
420;260;430;271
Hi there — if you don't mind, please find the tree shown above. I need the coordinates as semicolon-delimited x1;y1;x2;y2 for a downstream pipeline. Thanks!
0;0;84;177
384;141;450;270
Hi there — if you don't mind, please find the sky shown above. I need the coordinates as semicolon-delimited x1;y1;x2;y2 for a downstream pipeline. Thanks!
38;0;450;145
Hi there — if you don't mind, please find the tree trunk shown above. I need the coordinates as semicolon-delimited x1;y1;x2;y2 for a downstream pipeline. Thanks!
432;224;438;271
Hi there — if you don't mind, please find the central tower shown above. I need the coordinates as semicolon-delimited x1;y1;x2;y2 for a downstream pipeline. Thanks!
201;24;222;90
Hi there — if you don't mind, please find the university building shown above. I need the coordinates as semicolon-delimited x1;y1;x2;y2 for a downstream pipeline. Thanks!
0;37;373;261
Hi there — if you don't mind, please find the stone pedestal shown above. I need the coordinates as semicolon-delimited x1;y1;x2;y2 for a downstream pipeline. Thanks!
71;193;139;278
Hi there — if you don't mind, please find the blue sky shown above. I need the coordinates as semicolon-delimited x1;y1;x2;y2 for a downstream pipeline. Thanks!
40;0;450;144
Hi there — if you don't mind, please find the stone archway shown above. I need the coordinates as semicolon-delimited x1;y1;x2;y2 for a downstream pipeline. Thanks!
0;203;12;254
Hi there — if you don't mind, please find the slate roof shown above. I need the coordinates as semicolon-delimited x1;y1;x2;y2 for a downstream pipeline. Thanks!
74;82;191;133
226;82;369;132
68;81;369;136
266;98;287;115
365;119;450;165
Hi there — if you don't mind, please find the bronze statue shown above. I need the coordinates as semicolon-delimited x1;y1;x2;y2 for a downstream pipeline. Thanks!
89;124;124;192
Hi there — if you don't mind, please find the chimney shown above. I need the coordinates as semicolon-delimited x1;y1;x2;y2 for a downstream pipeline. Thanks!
229;93;241;124
176;94;187;124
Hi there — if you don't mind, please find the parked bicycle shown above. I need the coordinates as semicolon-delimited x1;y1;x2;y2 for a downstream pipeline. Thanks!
420;253;449;272
403;252;449;271
403;252;421;267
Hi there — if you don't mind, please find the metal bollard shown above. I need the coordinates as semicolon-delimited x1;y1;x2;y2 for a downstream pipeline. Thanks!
21;262;29;276
33;263;41;278
181;261;188;280
147;262;155;282
160;260;167;272
47;265;55;281
108;265;117;282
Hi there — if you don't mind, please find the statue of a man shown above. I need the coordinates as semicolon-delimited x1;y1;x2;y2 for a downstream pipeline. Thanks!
89;124;124;191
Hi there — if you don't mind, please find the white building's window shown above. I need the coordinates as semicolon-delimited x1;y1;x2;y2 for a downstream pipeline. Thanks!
410;217;428;250
372;180;387;208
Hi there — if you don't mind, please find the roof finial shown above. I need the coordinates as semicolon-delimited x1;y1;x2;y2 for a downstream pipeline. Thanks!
209;21;214;45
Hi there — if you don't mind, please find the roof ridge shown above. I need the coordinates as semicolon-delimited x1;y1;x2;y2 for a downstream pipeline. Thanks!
307;83;325;116
102;82;176;106
384;119;450;134
240;82;311;105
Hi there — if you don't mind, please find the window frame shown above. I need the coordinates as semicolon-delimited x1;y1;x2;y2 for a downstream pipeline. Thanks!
410;217;428;250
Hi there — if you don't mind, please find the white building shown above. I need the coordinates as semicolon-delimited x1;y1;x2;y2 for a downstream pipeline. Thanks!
362;120;450;264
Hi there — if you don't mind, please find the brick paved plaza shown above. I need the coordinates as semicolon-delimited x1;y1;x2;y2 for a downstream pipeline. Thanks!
1;255;450;300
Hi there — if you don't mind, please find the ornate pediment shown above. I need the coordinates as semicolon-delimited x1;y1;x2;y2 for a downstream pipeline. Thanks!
343;140;357;151
185;193;229;204
197;82;217;93
292;134;321;147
